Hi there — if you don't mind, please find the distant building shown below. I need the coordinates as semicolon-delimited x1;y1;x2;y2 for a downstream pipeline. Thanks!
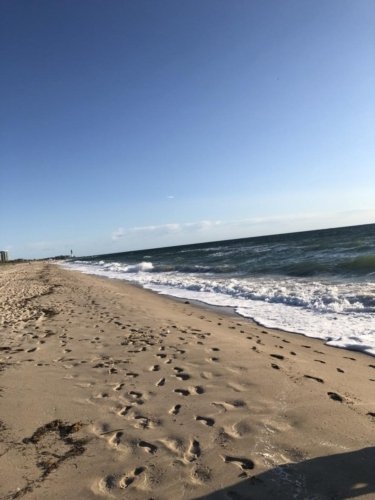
0;251;9;262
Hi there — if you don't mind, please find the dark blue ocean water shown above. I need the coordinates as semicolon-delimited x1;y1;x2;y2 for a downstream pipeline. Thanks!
64;224;375;355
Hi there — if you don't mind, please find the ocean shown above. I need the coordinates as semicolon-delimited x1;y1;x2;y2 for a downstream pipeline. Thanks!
62;223;375;356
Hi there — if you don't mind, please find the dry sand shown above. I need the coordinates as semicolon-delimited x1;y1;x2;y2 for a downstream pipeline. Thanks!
0;262;374;499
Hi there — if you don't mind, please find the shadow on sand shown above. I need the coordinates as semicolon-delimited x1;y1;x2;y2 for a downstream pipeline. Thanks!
197;447;375;499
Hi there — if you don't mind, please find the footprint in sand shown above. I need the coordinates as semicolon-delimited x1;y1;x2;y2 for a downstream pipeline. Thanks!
150;364;160;371
118;405;133;416
133;415;160;429
222;455;254;471
195;416;215;427
109;431;124;448
192;385;205;395
119;466;145;489
95;392;110;398
138;440;157;454
169;404;182;415
175;372;190;381
270;354;284;360
98;474;118;494
190;465;212;484
174;389;190;396
227;421;252;438
156;377;166;387
304;375;324;383
129;391;142;398
126;392;144;405
184;439;201;462
212;400;247;411
328;391;344;402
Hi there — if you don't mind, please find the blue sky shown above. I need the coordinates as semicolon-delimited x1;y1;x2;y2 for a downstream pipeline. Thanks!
1;0;374;259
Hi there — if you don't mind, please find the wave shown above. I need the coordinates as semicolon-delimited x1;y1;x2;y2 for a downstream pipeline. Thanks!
61;260;375;356
90;260;154;273
73;256;375;278
66;260;375;314
340;254;375;274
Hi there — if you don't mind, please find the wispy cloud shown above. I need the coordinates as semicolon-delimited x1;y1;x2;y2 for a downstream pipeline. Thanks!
133;223;181;233
111;219;223;240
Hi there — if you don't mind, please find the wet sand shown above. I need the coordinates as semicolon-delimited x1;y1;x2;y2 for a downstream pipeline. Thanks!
0;262;374;499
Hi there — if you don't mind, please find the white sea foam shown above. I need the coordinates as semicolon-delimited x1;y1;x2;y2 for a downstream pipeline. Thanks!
61;260;375;356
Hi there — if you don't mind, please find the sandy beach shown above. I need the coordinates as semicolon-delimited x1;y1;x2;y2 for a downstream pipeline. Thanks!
0;262;374;499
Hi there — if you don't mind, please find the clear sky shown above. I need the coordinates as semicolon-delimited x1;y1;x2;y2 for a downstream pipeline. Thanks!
1;0;374;259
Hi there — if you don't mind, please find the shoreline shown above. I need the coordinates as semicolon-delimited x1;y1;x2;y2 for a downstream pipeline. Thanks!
1;262;374;499
62;264;375;360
